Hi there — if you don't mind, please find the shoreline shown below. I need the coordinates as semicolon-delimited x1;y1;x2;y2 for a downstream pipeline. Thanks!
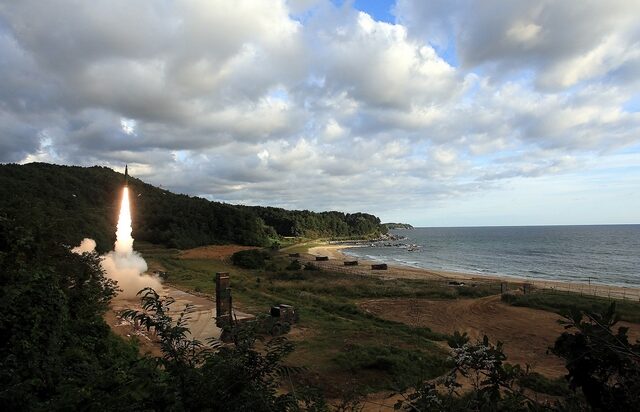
306;244;640;300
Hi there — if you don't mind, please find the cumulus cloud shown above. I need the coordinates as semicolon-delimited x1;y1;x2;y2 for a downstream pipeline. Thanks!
1;0;639;223
395;0;640;89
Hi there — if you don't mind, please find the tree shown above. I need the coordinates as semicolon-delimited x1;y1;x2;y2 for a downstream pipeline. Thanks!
552;303;640;411
0;218;170;410
0;218;324;410
122;287;327;412
395;332;552;411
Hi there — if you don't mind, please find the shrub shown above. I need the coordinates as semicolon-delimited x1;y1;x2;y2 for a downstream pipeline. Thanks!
501;291;640;323
333;345;448;390
231;249;270;269
552;303;640;410
286;259;302;270
519;372;569;396
271;272;308;281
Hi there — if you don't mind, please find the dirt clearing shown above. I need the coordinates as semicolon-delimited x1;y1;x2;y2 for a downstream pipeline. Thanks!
360;295;569;377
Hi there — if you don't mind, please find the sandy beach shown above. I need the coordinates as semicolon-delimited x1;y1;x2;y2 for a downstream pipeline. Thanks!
307;244;640;301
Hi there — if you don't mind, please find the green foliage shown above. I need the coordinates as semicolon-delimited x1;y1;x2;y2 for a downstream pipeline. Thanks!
303;262;319;271
446;330;470;348
397;304;640;411
0;163;386;251
286;259;302;271
395;335;547;411
0;163;270;250
272;271;309;281
231;249;271;269
383;223;413;230
501;291;640;323
0;218;170;410
552;303;640;411
148;254;452;395
122;289;327;411
519;372;570;396
0;220;325;410
243;205;385;238
333;345;449;391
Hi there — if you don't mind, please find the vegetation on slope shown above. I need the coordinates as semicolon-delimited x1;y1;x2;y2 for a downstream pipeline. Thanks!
147;245;640;409
501;291;640;323
143;246;455;394
0;219;324;411
0;163;386;251
2;219;640;410
246;206;387;238
383;222;414;230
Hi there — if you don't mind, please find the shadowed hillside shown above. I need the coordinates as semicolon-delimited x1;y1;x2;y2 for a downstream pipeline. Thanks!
0;163;385;251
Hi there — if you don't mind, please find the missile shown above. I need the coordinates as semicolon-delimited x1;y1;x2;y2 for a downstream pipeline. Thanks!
124;164;128;186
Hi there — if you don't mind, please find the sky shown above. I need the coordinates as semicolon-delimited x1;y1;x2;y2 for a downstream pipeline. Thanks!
1;0;639;226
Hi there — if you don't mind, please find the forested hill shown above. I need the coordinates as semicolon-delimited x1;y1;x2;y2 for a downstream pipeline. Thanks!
383;223;414;230
0;163;385;250
243;206;386;238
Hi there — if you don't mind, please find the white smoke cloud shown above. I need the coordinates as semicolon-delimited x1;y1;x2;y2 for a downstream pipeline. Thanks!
72;187;162;299
71;239;162;299
100;250;161;299
71;237;96;254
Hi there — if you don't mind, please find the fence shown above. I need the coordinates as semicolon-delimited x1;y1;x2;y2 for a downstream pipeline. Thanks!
291;255;640;302
524;279;640;302
293;255;504;294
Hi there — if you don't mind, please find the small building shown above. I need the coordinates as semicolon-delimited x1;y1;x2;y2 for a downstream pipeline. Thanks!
371;263;388;270
315;256;329;261
344;260;358;266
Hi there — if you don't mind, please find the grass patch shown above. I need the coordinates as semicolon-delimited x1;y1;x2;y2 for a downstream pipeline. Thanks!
139;246;494;394
279;241;322;254
333;345;450;391
231;249;271;269
519;372;570;396
501;292;640;323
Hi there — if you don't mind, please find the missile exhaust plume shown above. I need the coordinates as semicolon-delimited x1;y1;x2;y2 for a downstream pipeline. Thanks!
73;172;161;298
115;186;133;254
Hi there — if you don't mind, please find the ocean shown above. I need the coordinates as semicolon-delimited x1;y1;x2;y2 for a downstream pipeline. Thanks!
343;225;640;287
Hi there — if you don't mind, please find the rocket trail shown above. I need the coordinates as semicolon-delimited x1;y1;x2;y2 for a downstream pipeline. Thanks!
115;186;133;255
72;165;161;298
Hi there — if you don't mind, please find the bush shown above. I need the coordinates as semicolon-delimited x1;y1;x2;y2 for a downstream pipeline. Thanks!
286;259;302;270
519;372;569;396
333;345;448;390
552;303;640;410
122;288;326;411
231;249;271;269
271;272;308;281
501;291;640;323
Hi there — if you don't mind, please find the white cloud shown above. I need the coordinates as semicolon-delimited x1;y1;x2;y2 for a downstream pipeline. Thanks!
396;0;640;89
0;0;639;224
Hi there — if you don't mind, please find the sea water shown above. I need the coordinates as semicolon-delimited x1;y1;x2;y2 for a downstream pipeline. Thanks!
343;225;640;287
